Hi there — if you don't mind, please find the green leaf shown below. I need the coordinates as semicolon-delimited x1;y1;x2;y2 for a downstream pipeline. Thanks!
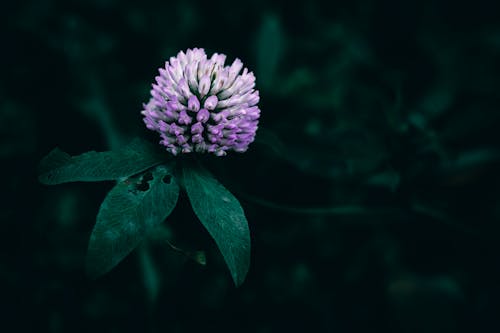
86;165;179;278
38;138;166;185
183;161;250;286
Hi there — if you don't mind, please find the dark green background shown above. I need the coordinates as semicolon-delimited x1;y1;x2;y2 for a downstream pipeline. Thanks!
2;0;500;332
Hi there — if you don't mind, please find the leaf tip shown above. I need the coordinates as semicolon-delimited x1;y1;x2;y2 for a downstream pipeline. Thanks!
232;270;249;287
37;148;71;185
231;256;250;287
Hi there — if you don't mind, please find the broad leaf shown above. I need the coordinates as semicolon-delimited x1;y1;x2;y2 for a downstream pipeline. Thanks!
183;162;250;286
39;138;166;185
86;165;179;278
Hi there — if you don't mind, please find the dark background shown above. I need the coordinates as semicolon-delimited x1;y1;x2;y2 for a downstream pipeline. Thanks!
2;0;500;332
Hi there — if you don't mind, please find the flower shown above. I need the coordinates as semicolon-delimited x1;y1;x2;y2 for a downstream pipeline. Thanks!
142;48;260;156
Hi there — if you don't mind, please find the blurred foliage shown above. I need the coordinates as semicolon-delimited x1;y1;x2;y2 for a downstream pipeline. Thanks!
2;0;500;332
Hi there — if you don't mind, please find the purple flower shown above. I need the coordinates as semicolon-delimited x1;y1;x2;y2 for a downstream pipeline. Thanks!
142;48;260;156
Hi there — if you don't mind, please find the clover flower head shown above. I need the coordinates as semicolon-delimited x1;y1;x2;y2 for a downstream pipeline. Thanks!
142;48;260;156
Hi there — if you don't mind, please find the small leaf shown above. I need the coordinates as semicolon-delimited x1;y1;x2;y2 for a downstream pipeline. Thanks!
166;240;207;266
183;161;250;286
86;165;179;278
190;251;207;266
38;138;166;185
